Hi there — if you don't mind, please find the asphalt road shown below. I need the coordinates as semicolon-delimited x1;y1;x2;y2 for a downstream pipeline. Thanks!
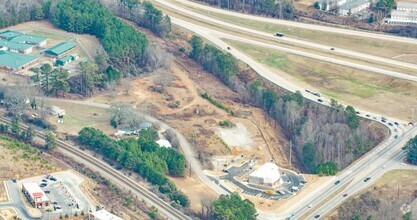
154;0;417;78
168;0;417;46
147;1;417;219
0;180;37;219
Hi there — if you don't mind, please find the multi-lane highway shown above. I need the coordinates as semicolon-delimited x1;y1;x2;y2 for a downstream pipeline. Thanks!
150;1;417;219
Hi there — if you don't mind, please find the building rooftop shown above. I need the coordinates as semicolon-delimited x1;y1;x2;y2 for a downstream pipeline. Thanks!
156;139;172;148
91;209;123;220
57;55;73;63
0;50;38;69
249;162;281;184
397;2;417;9
339;0;369;10
391;10;417;17
0;30;23;40
9;34;47;45
0;39;34;52
45;41;76;56
22;182;49;202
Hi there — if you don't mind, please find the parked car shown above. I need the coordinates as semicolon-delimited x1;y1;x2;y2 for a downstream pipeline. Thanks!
52;201;58;205
44;190;50;194
394;122;399;126
40;183;47;187
388;122;393;126
50;177;57;181
317;99;323;103
42;179;48;182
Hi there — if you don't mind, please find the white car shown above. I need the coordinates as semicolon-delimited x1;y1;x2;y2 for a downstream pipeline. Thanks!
308;204;313;208
400;163;407;166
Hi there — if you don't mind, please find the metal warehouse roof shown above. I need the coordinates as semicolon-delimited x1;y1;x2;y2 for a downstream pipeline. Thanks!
9;34;47;45
45;41;76;56
91;209;123;220
0;50;38;69
0;30;23;40
0;39;33;51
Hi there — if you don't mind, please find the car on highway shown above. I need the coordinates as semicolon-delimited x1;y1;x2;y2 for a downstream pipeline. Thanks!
382;119;387;123
382;165;386;169
394;135;398;139
364;177;371;182
366;114;370;117
343;193;348;197
274;33;284;37
318;99;323;103
308;203;313;208
227;46;231;50
394;122;399;126
400;162;407;166
335;180;341;185
315;214;321;218
330;47;335;50
355;111;360;115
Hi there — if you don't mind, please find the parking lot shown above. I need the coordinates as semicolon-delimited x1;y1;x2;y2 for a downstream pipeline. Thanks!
19;170;95;219
218;162;305;200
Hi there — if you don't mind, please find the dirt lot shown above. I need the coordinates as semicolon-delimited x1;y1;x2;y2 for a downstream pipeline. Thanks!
227;40;417;121
0;183;8;204
330;170;417;219
0;209;18;220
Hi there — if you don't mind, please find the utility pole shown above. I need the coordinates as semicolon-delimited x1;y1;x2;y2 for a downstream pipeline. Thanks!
289;140;293;166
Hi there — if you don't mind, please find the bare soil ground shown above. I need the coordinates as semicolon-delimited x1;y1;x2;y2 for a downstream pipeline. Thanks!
330;170;417;220
0;138;61;181
0;209;18;220
0;182;8;203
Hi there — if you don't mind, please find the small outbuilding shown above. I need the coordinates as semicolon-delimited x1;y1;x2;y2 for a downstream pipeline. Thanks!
156;139;172;148
248;162;283;188
48;105;66;117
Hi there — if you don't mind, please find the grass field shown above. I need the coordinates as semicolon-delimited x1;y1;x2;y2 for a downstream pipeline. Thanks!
45;100;114;136
227;39;417;121
169;0;417;59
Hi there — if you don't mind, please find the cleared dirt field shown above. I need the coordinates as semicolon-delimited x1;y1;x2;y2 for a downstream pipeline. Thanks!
227;40;417;121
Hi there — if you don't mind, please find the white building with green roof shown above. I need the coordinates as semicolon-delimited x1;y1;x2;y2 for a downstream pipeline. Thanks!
0;39;34;54
45;41;76;58
9;34;47;47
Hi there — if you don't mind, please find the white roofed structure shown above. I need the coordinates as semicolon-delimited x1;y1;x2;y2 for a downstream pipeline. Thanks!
248;162;283;188
89;209;124;220
156;139;172;148
22;182;50;208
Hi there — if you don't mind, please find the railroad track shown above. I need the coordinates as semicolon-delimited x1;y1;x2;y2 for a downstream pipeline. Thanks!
0;117;191;220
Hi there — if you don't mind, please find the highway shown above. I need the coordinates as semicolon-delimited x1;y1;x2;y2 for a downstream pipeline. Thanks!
149;1;417;219
166;0;417;46
0;116;191;220
154;0;417;77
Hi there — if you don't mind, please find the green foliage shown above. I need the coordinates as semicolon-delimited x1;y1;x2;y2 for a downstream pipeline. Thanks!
262;89;279;111
78;127;188;205
11;117;21;136
201;92;234;115
147;211;157;219
314;1;321;9
375;0;395;13
51;0;148;70
403;212;412;220
0;2;49;29
212;193;257;220
190;36;239;84
351;215;361;220
406;135;417;165
45;131;57;150
219;120;234;128
33;64;70;96
302;142;316;168
170;191;190;207
315;162;339;176
346;106;360;129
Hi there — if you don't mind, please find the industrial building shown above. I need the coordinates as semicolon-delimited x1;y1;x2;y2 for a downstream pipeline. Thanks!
248;162;283;188
0;30;47;47
88;209;123;220
56;54;79;66
22;182;51;209
45;41;77;59
0;50;39;73
0;39;34;54
389;2;417;24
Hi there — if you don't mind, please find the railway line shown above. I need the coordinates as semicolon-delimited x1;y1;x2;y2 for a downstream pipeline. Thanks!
0;117;191;220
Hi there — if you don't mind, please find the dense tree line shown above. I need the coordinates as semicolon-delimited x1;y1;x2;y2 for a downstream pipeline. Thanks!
50;0;148;74
0;0;50;29
105;0;171;38
199;192;257;219
197;0;295;19
78;127;189;207
405;135;417;165
190;35;386;173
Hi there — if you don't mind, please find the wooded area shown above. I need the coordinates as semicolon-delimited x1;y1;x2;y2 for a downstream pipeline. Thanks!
78;127;189;207
197;0;295;19
190;35;386;173
406;135;417;165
